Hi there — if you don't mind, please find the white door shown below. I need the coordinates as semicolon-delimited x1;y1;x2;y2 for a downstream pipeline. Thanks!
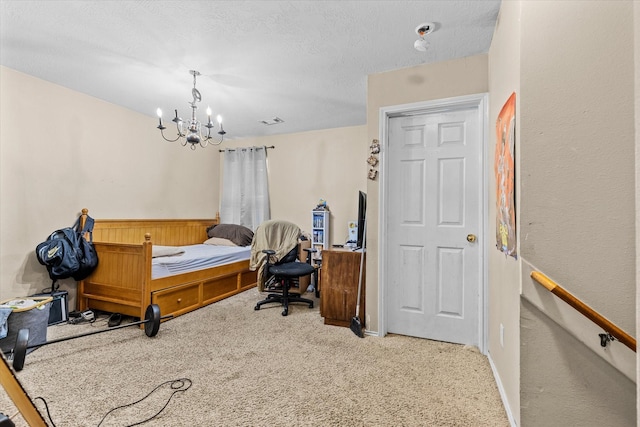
385;103;482;346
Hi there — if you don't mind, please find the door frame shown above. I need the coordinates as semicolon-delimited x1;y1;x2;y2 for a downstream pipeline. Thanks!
378;93;489;354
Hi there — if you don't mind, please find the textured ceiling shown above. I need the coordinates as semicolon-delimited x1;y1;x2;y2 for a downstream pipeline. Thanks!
0;1;501;140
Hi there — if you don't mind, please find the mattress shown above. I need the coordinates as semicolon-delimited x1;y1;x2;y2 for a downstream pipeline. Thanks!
151;244;251;279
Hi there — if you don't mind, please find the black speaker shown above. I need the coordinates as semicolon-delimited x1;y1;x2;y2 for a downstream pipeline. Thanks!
29;291;68;325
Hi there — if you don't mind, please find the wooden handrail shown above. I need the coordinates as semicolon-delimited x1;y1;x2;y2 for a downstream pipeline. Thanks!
531;271;636;352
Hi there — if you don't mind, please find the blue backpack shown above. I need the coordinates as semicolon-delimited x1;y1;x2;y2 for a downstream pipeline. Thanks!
36;214;98;281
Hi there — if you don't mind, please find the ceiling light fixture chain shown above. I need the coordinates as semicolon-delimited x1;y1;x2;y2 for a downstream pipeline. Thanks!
156;70;226;150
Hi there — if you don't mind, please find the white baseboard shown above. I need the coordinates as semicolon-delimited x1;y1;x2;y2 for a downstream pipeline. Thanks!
488;352;518;427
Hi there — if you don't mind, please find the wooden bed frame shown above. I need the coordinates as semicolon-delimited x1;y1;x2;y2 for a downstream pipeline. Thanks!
77;209;257;322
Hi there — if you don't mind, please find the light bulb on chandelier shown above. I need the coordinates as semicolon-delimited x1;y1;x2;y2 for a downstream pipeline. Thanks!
156;70;226;150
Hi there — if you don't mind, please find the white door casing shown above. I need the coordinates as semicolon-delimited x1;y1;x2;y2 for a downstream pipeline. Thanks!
378;94;487;351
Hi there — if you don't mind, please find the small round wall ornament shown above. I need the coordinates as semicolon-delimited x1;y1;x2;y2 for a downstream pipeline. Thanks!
370;139;380;154
368;168;378;180
367;155;379;167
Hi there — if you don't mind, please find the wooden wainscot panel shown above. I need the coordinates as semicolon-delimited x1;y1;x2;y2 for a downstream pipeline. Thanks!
152;282;201;317
86;299;142;318
80;283;142;307
202;275;238;305
92;218;219;245
90;243;147;291
240;270;258;290
150;260;250;292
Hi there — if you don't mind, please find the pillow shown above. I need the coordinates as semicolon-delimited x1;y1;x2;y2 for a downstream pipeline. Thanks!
152;245;185;258
203;237;237;246
206;224;254;246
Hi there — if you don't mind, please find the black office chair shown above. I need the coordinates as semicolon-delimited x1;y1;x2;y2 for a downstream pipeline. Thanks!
252;221;316;316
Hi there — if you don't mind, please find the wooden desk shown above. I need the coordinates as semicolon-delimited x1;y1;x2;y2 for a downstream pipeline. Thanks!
319;248;365;327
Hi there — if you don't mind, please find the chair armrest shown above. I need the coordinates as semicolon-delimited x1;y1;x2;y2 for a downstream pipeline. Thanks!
303;247;317;264
258;249;277;290
262;249;276;267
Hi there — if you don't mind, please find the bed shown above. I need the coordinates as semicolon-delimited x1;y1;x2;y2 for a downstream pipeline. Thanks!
77;209;257;322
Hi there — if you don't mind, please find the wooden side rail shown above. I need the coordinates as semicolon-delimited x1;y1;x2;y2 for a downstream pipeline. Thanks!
531;271;636;352
0;353;47;426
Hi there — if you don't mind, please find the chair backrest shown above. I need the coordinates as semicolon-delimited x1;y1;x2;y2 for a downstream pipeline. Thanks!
251;220;312;292
279;245;298;264
267;240;311;292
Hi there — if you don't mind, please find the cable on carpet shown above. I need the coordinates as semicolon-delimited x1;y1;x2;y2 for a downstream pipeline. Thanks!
97;378;193;426
33;378;192;427
33;396;57;427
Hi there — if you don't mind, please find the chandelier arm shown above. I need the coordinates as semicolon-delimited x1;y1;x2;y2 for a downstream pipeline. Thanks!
159;128;182;143
176;120;185;138
202;127;224;146
207;135;224;146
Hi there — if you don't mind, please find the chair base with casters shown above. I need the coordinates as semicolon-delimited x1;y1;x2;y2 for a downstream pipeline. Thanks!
254;251;315;316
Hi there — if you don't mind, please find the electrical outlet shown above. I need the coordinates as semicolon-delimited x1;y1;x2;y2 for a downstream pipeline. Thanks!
500;323;505;348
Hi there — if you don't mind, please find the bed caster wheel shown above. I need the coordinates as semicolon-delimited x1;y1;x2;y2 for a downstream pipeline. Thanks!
254;305;260;311
281;309;288;316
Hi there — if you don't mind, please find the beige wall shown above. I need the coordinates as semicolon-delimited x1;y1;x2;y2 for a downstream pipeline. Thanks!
520;1;635;332
487;1;522;423
221;126;368;242
0;66;221;305
636;0;640;417
366;55;489;333
518;1;636;425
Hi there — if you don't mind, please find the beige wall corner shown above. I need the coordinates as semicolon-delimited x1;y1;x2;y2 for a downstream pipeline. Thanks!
366;54;489;334
220;126;368;243
487;1;522;424
0;66;220;303
634;0;640;416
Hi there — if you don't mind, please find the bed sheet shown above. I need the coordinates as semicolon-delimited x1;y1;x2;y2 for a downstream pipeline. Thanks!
151;244;251;279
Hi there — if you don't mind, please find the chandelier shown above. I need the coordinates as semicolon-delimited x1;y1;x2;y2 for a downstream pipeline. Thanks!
156;70;226;149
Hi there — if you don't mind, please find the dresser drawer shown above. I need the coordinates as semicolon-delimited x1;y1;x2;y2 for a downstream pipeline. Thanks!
152;282;200;316
202;275;237;303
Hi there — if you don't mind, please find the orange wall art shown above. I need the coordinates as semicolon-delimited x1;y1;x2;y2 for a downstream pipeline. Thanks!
495;92;517;258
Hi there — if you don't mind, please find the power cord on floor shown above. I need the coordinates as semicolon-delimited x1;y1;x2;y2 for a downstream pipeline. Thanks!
33;378;193;427
97;378;193;427
33;396;56;427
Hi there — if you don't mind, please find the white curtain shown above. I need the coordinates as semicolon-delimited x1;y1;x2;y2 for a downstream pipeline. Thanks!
220;146;270;230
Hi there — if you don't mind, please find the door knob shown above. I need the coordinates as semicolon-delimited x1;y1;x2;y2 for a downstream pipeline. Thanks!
466;234;477;243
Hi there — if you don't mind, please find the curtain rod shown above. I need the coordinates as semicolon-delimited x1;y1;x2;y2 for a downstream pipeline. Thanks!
219;145;275;153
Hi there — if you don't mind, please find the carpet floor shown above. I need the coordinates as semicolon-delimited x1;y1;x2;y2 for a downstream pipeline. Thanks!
0;287;509;426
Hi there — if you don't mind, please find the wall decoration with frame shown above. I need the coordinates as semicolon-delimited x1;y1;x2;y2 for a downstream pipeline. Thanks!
368;139;380;180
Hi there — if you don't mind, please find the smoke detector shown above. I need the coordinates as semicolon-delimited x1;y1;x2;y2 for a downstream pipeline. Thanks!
414;22;435;52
